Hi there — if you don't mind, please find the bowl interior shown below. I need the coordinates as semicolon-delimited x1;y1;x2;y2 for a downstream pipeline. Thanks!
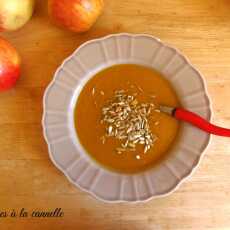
69;61;183;169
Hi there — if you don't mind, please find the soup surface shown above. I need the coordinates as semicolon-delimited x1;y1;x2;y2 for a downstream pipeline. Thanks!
75;64;181;173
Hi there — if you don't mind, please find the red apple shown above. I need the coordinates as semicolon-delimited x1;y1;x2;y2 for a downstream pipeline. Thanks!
48;0;104;33
0;37;21;91
0;0;35;32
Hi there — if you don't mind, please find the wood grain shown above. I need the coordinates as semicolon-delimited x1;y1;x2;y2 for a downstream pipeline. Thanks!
1;0;230;229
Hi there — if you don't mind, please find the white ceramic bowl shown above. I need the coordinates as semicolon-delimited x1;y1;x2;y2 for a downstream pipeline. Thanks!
42;33;211;203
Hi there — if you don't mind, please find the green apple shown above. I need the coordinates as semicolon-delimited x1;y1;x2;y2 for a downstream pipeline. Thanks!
0;0;35;31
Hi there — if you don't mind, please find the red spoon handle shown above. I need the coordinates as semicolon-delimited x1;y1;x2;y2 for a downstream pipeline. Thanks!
174;108;230;137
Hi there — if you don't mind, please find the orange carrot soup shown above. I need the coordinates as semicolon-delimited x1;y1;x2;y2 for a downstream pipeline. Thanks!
74;64;181;173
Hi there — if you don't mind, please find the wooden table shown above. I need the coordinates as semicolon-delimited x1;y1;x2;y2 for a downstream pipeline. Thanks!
1;0;230;229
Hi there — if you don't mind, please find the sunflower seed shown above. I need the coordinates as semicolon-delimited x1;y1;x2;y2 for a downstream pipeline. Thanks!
92;87;95;95
137;86;144;93
108;126;113;134
100;136;106;144
155;121;160;126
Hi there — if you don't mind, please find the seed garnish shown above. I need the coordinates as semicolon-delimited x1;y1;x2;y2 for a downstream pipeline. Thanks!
101;136;106;144
155;121;160;126
92;87;95;96
101;89;158;155
137;86;144;93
